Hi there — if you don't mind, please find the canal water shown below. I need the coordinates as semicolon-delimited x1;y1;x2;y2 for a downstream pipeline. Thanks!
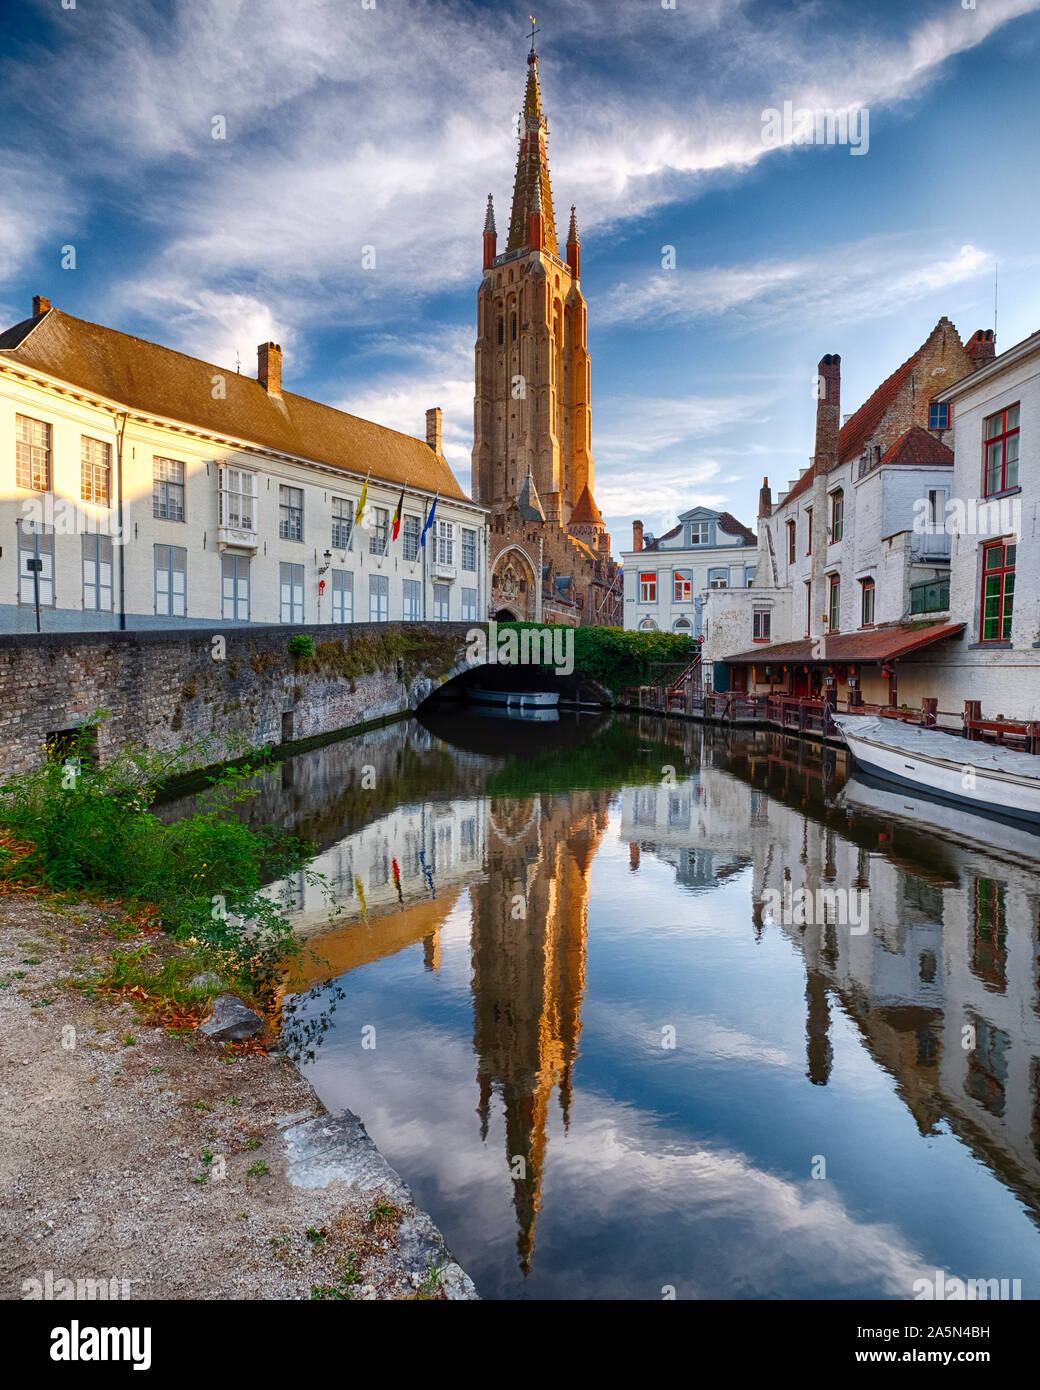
171;710;1040;1299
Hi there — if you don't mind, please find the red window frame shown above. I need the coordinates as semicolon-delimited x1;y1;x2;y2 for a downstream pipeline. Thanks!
860;578;875;628
787;519;796;564
983;404;1020;497
980;541;1015;643
673;569;691;603
830;489;843;544
753;609;771;642
639;571;657;603
806;508;813;556
804;580;811;637
827;574;840;633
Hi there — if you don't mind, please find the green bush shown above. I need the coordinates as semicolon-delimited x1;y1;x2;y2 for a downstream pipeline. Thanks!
495;622;695;694
0;721;312;990
288;633;315;660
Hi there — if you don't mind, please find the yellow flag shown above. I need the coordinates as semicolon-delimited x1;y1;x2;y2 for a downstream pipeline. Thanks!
355;474;369;528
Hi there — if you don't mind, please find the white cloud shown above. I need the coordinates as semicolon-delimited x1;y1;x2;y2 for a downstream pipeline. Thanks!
4;0;1033;335
0;159;74;288
601;239;992;330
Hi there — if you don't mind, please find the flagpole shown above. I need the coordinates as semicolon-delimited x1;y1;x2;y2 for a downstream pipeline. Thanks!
350;471;370;553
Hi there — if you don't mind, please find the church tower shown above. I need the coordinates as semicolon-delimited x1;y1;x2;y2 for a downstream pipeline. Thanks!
472;36;595;528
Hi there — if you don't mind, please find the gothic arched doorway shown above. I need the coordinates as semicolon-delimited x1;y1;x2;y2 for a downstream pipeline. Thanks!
491;547;537;623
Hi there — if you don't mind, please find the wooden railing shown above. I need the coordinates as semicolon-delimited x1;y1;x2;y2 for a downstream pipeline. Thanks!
620;688;1040;754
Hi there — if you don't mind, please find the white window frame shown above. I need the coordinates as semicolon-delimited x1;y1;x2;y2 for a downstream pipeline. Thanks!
461;527;478;571
18;522;55;605
279;485;304;542
433;582;450;621
221;553;250;621
80;436;111;507
461;587;477;621
331;497;354;550
436;519;454;566
153;457;186;522
331;568;353;623
280;561;304;623
403;578;421;621
82;532;113;612
155;544;187;617
219;466;258;534
369;573;389;622
15;415;52;492
369;507;389;555
403;514;421;562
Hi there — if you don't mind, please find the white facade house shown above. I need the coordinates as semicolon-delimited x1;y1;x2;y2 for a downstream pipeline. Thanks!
916;327;1040;719
0;299;488;633
704;321;995;704
621;506;757;636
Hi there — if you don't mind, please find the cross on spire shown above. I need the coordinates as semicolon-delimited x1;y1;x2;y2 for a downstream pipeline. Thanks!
528;15;539;53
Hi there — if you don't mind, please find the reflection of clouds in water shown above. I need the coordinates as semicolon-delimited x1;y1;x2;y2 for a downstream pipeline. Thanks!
586;997;794;1069
303;1008;930;1298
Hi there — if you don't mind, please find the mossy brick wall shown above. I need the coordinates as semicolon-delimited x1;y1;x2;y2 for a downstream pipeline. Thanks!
0;623;479;776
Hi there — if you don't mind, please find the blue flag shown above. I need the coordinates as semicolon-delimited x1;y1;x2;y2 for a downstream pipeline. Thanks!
420;494;438;547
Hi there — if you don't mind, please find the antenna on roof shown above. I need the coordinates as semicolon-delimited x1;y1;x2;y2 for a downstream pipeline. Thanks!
994;262;998;338
235;350;241;374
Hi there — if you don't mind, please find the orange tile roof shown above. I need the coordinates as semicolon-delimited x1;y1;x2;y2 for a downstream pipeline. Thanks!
0;308;468;499
879;425;953;467
782;320;957;508
725;621;964;665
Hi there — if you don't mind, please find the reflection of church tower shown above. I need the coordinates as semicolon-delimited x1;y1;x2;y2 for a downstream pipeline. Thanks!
470;793;606;1275
472;37;596;528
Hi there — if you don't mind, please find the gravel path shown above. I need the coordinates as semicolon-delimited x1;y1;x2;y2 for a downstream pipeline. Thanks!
0;890;477;1301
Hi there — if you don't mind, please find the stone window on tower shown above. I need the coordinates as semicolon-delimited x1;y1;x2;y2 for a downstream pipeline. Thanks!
497;319;504;345
511;313;517;340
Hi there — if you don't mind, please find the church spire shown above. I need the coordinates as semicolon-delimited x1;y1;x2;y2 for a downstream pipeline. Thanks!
566;204;580;278
507;36;558;254
483;193;497;269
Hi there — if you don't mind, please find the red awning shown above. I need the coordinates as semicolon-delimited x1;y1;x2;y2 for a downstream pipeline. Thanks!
724;621;965;665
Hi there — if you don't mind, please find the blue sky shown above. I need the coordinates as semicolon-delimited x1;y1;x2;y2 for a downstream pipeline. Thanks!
3;0;1039;547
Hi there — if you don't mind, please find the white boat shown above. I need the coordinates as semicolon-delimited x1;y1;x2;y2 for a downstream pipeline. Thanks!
467;689;560;709
832;713;1040;827
473;703;560;722
839;771;1040;862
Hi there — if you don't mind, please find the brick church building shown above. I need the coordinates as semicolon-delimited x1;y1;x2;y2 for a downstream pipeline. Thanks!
472;37;622;626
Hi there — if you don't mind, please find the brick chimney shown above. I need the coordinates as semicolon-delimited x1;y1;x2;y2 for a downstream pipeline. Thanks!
966;328;996;369
426;407;443;455
33;295;51;316
258;342;282;396
758;476;772;519
814;354;841;473
632;519;644;552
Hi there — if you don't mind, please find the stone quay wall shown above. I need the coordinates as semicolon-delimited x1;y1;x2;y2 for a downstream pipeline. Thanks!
0;622;479;776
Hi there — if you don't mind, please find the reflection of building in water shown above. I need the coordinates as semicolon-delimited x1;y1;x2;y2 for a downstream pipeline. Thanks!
469;791;609;1275
271;798;487;934
279;770;609;1278
618;723;1040;1216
